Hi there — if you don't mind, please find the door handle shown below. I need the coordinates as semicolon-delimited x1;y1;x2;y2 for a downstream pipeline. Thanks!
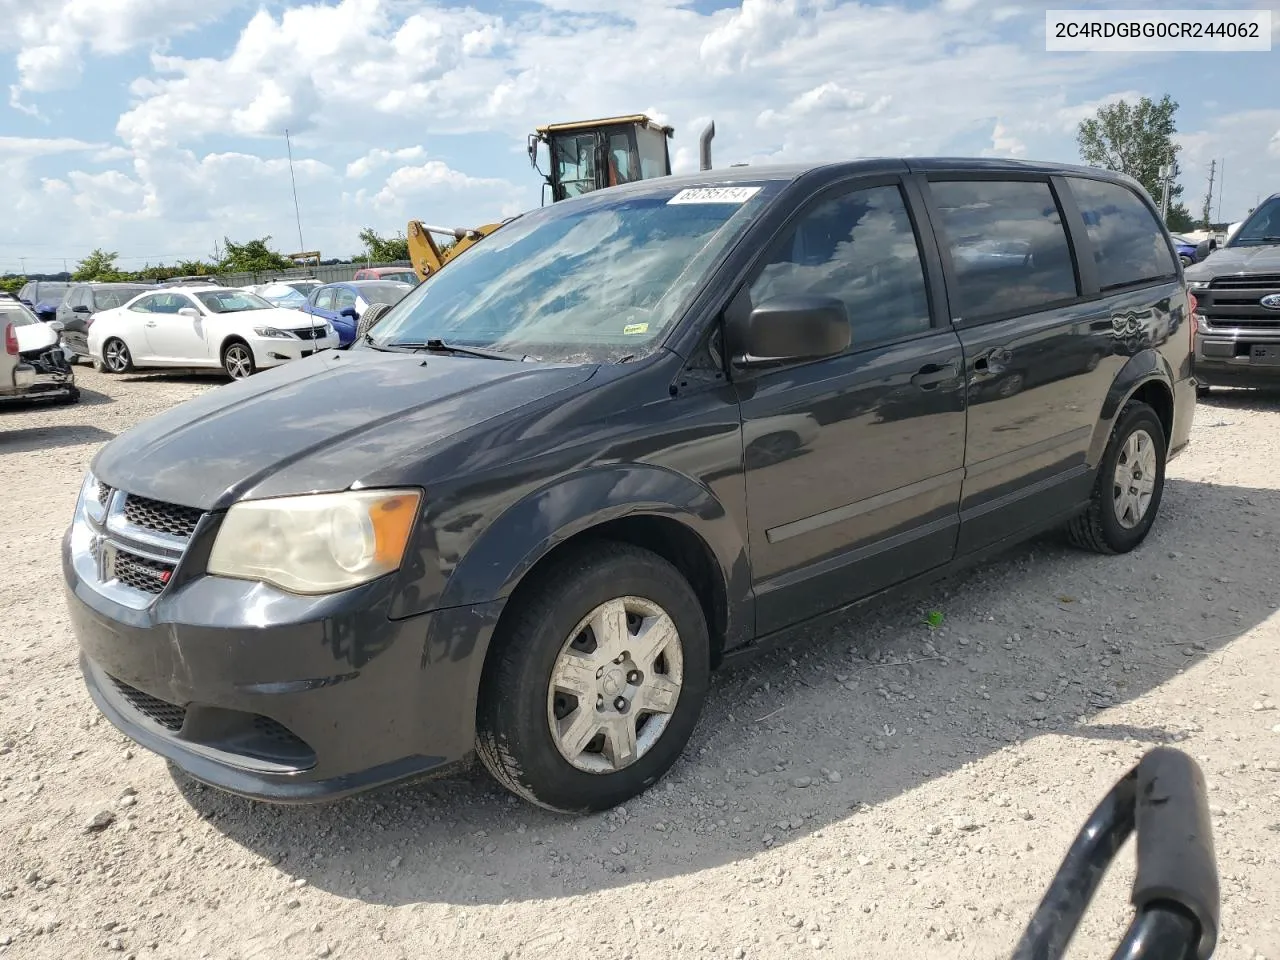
910;361;957;389
145;321;157;328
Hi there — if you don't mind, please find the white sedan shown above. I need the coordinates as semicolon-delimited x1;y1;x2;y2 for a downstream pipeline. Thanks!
87;285;340;380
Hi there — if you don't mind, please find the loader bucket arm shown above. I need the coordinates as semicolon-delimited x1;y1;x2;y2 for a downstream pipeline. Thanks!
407;220;507;282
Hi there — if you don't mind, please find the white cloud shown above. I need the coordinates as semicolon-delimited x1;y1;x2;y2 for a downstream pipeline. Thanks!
0;0;246;93
983;121;1028;158
346;147;426;180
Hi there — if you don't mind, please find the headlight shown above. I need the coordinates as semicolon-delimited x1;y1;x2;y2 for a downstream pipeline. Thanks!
1186;280;1211;291
253;326;294;339
207;489;422;594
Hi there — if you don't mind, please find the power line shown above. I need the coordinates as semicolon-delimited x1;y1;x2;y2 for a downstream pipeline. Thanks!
285;129;306;256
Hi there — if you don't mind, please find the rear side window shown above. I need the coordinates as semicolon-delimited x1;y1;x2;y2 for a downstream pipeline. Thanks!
1068;178;1177;289
748;183;932;348
929;179;1079;321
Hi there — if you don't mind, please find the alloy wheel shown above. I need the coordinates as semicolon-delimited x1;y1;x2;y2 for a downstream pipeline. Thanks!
224;344;253;380
104;341;129;373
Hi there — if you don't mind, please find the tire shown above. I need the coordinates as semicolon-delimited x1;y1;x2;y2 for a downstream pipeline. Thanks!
356;302;394;341
101;338;133;374
475;541;711;814
1067;400;1167;555
222;340;256;380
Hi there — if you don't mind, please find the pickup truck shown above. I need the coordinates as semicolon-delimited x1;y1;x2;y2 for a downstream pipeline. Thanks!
1186;192;1280;394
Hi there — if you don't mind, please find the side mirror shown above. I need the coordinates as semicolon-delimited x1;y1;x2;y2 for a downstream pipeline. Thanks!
1194;241;1212;262
727;295;851;366
340;307;359;320
48;320;65;333
178;306;201;319
72;304;91;314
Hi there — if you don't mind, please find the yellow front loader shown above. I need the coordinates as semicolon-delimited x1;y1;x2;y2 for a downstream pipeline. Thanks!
406;114;715;282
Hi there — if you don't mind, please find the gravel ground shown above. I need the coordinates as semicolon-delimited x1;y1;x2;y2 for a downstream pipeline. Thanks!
1;367;1278;960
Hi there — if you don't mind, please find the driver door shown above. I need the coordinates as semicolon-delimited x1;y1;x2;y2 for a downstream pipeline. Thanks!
142;293;210;364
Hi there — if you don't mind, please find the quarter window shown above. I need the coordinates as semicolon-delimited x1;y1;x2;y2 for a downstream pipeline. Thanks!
929;179;1079;320
747;183;932;348
1068;177;1177;289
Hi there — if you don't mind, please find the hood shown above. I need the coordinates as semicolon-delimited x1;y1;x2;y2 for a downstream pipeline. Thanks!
91;348;599;510
232;307;317;327
15;321;58;354
1186;244;1280;280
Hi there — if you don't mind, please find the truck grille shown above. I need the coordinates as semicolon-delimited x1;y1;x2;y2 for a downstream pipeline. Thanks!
1202;276;1280;330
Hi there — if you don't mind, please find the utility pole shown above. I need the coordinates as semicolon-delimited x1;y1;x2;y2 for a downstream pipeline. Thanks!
1159;163;1172;222
1201;159;1216;229
1215;158;1224;225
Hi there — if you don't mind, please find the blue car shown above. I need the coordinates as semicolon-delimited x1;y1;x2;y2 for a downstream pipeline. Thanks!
299;280;412;346
1169;234;1197;266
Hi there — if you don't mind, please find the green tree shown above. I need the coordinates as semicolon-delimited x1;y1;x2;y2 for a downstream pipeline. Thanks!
356;227;410;263
0;276;25;295
218;236;292;274
1076;94;1192;228
72;248;124;281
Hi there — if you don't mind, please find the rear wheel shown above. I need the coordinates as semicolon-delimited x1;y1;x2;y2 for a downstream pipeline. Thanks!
101;338;133;374
1067;401;1167;554
475;541;711;814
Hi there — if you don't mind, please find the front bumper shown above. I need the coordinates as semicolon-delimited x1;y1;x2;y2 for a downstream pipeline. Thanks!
63;513;503;803
253;334;340;368
1195;330;1280;388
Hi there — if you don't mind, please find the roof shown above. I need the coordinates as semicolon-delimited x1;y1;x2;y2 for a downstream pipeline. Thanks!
535;114;675;137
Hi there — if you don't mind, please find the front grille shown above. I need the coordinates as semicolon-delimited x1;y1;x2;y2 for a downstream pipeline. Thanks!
96;482;112;507
1201;276;1280;330
110;677;186;732
293;326;327;341
113;551;173;594
123;494;203;539
252;716;308;749
1210;274;1280;290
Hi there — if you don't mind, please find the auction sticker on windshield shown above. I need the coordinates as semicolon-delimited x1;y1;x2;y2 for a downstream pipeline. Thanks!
668;186;762;204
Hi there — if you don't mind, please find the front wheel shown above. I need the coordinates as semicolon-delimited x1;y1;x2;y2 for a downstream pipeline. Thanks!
222;341;256;380
476;541;711;814
1067;400;1167;554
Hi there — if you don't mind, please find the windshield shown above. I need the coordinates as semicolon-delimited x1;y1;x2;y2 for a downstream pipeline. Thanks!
367;183;777;363
196;290;274;313
358;282;411;305
285;281;320;294
258;284;308;306
92;286;151;310
374;271;418;285
33;282;70;304
1230;196;1280;245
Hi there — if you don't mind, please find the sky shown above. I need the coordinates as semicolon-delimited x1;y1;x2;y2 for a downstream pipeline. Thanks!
0;0;1275;275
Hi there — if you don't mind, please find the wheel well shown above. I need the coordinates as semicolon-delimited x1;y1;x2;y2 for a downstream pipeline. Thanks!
497;515;730;665
1129;380;1173;442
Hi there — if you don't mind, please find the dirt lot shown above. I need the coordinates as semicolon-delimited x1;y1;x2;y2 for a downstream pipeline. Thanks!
1;367;1278;960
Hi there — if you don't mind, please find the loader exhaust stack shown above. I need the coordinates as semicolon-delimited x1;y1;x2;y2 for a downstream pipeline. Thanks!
699;121;715;171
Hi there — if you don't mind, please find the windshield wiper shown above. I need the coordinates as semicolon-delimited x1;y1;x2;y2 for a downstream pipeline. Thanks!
1236;236;1280;244
381;338;530;362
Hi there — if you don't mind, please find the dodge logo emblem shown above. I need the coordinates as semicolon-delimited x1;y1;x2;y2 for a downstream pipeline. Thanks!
1260;294;1280;310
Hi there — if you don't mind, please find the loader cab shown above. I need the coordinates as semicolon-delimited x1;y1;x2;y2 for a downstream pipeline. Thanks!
529;115;674;204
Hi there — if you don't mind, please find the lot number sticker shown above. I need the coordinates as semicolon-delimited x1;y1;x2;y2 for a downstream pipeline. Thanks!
667;186;762;205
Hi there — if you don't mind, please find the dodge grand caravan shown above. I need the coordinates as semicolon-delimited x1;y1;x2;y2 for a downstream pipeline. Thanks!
63;159;1196;813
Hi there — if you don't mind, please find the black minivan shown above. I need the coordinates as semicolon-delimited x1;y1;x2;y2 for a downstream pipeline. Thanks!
63;159;1196;813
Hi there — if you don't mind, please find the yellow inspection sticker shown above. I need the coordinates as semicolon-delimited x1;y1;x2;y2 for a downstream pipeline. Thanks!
623;322;649;335
667;186;762;205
